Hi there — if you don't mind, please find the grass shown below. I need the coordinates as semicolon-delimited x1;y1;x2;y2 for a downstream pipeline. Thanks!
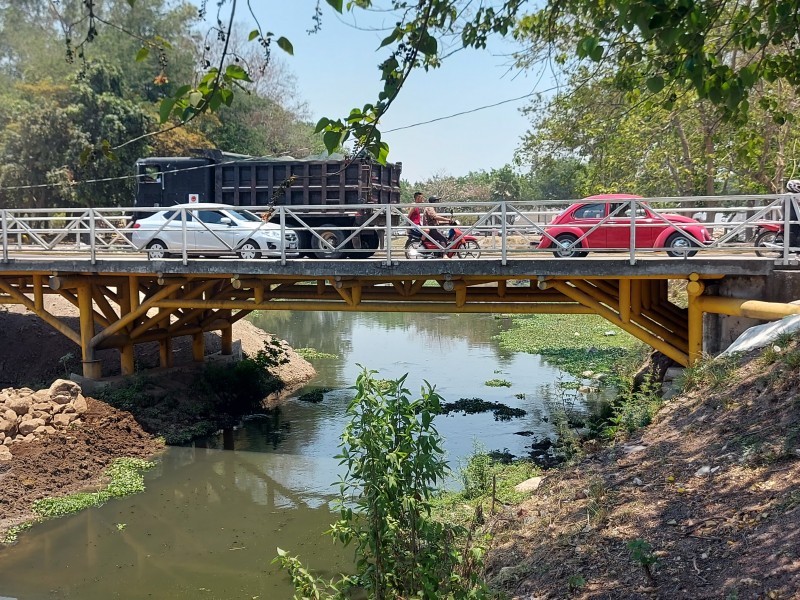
494;314;645;380
432;449;543;525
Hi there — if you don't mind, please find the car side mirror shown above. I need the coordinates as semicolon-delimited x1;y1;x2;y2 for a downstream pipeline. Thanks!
220;217;232;226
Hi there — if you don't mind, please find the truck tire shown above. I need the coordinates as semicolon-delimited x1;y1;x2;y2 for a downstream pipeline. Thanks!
347;233;379;259
313;226;347;259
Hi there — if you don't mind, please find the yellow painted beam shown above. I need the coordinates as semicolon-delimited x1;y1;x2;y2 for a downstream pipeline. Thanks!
0;278;81;345
553;281;689;366
154;298;594;314
695;295;800;320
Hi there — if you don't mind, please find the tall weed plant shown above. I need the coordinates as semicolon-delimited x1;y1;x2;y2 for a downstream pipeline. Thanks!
275;368;490;599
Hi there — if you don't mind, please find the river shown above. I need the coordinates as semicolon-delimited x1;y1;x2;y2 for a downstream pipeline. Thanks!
0;311;588;600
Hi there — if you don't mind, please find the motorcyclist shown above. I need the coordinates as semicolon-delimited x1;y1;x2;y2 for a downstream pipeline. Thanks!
407;191;425;239
423;196;453;256
786;179;800;251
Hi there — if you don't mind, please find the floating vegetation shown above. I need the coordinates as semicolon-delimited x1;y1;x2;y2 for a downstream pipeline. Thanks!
30;458;154;522
295;348;339;360
440;397;526;421
494;314;644;380
484;378;512;388
297;387;332;403
514;393;526;399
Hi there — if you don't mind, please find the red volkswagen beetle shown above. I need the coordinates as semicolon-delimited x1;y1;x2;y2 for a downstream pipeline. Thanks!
536;194;712;257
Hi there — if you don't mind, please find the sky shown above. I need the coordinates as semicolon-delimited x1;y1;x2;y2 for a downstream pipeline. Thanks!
221;1;546;184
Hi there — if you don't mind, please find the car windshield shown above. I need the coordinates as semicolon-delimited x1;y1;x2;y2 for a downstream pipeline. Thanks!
230;209;262;222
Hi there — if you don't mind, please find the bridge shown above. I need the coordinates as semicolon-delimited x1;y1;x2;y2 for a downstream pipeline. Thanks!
2;196;800;378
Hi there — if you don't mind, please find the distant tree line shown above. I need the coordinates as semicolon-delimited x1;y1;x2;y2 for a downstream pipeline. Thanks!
0;0;322;209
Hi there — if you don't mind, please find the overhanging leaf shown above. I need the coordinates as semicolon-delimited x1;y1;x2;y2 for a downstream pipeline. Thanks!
276;36;294;55
135;47;149;62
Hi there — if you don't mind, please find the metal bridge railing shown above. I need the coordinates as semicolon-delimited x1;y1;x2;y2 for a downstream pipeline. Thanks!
1;194;799;266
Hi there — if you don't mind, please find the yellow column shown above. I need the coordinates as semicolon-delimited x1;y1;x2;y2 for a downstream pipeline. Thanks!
159;337;173;369
192;332;205;362
686;274;705;366
220;309;233;355
78;284;102;379
121;345;135;376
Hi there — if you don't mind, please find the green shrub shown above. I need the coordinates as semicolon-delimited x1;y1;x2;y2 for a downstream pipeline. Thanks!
275;368;490;599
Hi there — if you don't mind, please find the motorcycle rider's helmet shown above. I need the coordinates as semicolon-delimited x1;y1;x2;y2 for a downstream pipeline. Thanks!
787;180;800;193
428;195;440;203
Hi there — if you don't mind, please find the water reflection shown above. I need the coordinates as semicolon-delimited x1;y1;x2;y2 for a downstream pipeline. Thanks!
0;447;347;599
0;311;584;600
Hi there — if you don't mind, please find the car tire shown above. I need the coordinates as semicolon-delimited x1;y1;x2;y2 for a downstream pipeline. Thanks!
754;230;783;258
665;232;699;257
237;240;262;260
552;234;587;258
146;239;170;260
313;226;347;259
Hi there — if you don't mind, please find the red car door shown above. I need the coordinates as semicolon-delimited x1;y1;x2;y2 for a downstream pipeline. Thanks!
605;202;657;249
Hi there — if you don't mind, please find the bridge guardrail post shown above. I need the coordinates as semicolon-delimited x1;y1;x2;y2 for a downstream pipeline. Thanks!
181;207;188;265
501;201;507;265
89;210;97;265
1;211;7;263
782;194;791;265
384;204;392;266
629;198;637;265
280;208;287;266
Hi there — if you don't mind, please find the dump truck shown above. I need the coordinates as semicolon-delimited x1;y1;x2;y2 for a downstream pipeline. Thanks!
133;150;403;258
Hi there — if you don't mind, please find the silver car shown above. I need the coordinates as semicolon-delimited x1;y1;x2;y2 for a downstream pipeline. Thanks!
132;203;298;259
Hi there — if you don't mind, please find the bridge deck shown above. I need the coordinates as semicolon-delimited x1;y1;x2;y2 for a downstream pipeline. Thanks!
0;255;792;378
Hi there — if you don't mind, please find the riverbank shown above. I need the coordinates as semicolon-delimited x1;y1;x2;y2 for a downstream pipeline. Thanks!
0;299;316;542
476;340;800;598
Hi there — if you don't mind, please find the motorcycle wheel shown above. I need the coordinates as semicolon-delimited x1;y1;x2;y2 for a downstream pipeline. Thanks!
754;230;783;258
404;239;425;259
456;239;482;259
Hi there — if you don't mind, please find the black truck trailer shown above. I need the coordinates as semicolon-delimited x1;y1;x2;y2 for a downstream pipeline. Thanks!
134;150;403;258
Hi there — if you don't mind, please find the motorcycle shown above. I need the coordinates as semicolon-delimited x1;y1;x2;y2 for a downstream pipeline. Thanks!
754;222;784;257
404;220;482;259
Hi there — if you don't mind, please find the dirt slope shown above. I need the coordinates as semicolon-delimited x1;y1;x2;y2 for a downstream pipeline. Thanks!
486;346;800;599
0;295;314;388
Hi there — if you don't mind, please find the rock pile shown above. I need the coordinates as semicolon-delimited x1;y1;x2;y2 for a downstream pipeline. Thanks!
0;379;87;461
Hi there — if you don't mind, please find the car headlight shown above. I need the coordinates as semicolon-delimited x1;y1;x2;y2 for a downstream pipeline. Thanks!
259;229;282;240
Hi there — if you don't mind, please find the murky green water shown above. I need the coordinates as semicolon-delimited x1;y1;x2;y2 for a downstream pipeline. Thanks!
0;312;582;599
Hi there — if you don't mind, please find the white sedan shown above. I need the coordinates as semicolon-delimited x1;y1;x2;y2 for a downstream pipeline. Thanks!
131;203;298;259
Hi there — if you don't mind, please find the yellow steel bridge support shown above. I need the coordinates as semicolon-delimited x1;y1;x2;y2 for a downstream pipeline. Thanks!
0;268;795;378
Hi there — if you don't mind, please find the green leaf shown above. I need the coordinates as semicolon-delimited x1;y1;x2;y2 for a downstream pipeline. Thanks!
276;36;294;55
158;97;177;123
314;117;331;133
590;44;604;62
379;27;401;49
326;0;344;12
646;75;664;93
188;91;203;107
322;131;342;153
224;64;250;81
416;31;438;55
135;47;149;62
248;29;259;41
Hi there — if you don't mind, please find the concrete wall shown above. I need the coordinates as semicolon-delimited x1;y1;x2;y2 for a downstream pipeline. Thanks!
703;271;800;355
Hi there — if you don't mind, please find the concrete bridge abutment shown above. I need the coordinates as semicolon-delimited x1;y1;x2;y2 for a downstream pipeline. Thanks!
701;271;800;355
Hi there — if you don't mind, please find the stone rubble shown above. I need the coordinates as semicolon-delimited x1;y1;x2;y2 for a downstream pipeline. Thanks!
0;379;87;460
